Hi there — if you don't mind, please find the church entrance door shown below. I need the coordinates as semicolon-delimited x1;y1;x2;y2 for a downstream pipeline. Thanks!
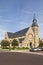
30;42;32;48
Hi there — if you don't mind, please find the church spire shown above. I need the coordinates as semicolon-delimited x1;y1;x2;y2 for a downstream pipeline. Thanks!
32;15;38;27
33;14;37;22
33;14;36;19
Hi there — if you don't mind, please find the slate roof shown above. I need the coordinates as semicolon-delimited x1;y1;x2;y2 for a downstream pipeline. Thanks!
7;27;29;38
32;21;38;27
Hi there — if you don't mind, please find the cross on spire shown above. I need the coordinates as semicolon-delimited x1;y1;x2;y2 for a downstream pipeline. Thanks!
34;14;36;20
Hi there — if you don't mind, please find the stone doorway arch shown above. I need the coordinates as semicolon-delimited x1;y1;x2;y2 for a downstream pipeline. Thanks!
30;42;32;48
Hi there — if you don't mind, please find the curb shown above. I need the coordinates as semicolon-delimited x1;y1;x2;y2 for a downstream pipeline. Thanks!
10;50;43;56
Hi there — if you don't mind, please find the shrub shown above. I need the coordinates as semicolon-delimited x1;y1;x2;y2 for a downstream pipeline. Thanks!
39;41;43;47
12;39;18;49
1;40;9;49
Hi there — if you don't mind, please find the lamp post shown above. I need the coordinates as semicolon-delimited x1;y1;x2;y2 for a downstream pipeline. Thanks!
9;40;12;50
34;27;35;48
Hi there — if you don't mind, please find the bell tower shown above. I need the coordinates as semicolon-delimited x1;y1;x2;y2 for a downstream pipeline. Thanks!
32;15;39;48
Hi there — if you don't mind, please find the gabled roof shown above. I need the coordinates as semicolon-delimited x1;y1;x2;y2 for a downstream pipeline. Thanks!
7;27;29;38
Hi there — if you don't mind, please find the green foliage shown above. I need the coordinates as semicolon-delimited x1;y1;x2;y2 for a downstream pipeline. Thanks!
12;39;18;49
16;47;29;50
1;40;9;49
39;41;43;47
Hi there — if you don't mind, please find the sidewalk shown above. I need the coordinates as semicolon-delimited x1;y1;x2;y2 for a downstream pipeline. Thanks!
10;50;43;56
0;49;43;56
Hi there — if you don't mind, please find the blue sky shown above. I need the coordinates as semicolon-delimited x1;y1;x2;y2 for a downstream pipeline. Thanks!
0;0;43;40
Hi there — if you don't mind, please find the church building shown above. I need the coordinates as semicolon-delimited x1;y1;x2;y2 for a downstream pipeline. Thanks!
5;15;39;48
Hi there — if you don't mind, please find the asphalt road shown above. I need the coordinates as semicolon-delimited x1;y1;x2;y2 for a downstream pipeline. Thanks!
0;52;43;65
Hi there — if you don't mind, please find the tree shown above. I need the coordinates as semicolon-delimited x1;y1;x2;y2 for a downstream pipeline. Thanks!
39;41;43;47
1;40;9;49
12;39;18;49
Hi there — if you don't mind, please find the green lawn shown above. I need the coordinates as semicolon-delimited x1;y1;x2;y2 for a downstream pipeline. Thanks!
0;47;29;51
15;47;29;50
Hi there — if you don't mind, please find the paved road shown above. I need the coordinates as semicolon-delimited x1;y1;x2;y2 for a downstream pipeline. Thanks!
0;52;43;65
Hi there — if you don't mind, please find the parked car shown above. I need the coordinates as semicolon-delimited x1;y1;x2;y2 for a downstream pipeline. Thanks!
39;47;43;51
30;48;42;52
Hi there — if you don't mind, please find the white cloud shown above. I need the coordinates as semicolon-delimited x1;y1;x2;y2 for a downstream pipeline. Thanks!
0;26;7;40
0;29;5;40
